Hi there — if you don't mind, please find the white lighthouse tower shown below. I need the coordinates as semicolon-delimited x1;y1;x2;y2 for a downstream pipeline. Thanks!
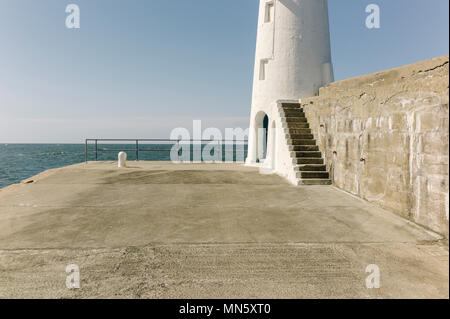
246;0;334;175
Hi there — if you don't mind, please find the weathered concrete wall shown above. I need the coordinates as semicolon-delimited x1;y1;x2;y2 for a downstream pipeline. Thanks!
302;56;449;237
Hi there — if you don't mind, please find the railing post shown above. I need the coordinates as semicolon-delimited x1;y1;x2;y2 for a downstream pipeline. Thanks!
85;139;88;163
95;140;98;161
136;140;139;161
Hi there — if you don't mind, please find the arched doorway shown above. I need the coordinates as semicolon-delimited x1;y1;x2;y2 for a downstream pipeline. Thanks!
262;114;269;160
254;111;269;163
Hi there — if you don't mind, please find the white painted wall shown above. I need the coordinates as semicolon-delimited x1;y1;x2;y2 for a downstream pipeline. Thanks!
246;0;334;183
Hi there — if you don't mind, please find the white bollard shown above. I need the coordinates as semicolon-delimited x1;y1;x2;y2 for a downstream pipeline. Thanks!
118;152;127;168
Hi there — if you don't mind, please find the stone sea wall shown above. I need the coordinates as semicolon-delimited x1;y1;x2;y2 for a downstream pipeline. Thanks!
302;55;449;237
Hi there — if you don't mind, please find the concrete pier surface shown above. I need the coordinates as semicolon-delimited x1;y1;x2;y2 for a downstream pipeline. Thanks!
0;162;448;298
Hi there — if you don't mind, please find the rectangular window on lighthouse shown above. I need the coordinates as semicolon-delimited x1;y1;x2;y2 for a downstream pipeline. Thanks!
264;2;274;23
259;59;268;81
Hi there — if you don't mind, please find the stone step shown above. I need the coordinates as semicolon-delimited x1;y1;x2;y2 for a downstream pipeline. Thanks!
282;107;304;112
281;110;306;117
284;117;308;123
287;134;314;140
285;128;312;134
293;158;324;165
294;164;327;172
281;103;302;110
289;145;319;151
297;171;330;179
286;123;310;129
283;114;306;119
297;179;332;186
288;139;316;146
292;151;322;158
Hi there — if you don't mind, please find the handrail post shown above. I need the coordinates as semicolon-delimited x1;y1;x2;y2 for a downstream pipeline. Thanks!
95;140;98;161
136;140;139;161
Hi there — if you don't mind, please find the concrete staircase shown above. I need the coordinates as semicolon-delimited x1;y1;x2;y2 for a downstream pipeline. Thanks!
279;102;332;185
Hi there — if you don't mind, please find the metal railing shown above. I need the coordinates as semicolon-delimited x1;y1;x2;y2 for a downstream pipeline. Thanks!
84;138;248;163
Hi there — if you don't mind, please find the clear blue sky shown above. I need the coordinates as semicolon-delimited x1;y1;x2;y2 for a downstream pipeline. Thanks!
0;0;448;142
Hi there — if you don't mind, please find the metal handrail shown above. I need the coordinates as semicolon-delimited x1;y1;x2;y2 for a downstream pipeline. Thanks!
84;138;248;163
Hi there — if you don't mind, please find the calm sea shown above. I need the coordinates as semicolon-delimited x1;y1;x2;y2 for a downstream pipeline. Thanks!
0;144;248;189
